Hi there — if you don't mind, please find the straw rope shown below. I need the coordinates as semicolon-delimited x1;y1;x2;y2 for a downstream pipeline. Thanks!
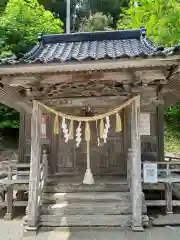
37;95;138;122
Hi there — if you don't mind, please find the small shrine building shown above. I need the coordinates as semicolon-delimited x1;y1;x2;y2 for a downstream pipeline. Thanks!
0;28;180;233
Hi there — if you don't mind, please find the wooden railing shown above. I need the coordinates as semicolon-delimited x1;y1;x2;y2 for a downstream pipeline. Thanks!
0;160;30;220
142;158;180;214
25;149;48;226
39;150;48;201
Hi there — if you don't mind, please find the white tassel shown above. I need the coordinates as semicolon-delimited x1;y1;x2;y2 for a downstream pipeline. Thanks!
76;122;82;147
83;140;94;185
61;118;69;143
83;169;95;185
103;116;110;143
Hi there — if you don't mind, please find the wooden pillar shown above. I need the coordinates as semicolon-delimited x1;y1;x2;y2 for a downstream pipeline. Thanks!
131;95;143;231
165;164;173;214
156;90;164;162
165;183;173;214
26;100;41;230
124;107;131;182
18;112;25;163
4;165;13;220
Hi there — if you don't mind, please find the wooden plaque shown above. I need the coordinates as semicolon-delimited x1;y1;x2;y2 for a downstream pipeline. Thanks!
140;113;150;136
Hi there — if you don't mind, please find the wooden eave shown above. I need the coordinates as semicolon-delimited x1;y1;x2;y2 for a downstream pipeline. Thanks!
0;56;179;112
0;57;179;78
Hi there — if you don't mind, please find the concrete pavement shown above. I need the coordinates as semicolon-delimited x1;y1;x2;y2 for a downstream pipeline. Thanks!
0;217;180;240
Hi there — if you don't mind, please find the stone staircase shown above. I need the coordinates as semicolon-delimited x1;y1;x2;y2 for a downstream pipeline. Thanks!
39;181;149;228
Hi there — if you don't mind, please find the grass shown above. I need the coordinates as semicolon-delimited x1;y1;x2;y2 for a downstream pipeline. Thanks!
164;127;180;153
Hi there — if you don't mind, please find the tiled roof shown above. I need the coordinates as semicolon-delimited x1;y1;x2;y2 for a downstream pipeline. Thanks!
0;28;179;65
21;28;180;64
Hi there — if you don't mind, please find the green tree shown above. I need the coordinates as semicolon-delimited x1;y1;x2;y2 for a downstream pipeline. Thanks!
38;0;129;30
0;0;63;58
85;0;129;28
0;0;64;130
0;104;19;129
119;0;180;149
79;12;113;32
0;0;8;15
119;0;180;46
38;0;80;31
165;103;180;130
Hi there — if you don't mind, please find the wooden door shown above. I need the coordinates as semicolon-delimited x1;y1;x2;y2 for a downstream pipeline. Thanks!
22;111;125;176
53;112;125;176
90;113;125;175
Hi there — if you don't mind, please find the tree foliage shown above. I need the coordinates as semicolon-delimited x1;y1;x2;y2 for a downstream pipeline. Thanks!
38;0;80;31
0;0;63;58
165;103;180;130
119;0;180;46
38;0;129;31
0;104;19;128
79;12;113;32
118;0;180;135
79;0;129;28
0;0;8;15
0;0;64;129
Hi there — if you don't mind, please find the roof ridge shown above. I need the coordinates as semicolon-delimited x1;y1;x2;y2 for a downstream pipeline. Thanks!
39;29;144;45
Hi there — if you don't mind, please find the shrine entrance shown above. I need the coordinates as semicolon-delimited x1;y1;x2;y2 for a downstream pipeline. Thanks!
49;110;126;177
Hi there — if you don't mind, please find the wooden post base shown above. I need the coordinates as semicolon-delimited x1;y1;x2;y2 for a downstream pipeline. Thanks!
132;225;144;232
4;212;13;220
23;225;40;237
166;212;173;215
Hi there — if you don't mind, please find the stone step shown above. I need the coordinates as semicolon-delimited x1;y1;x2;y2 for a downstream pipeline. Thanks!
41;192;131;204
40;214;132;227
40;214;149;227
44;183;129;193
40;202;147;215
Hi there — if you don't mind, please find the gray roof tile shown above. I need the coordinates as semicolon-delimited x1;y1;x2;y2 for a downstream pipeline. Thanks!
22;28;166;63
1;28;180;65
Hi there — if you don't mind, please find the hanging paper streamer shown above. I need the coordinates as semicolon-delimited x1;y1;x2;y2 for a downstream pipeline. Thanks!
76;122;82;147
103;116;110;143
61;118;69;143
85;122;91;142
100;119;104;139
69;119;74;140
40;116;47;138
53;114;60;135
115;112;122;132
96;120;100;146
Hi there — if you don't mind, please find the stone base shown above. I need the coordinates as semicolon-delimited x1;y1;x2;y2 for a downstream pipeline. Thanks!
132;225;144;232
132;215;149;231
4;213;13;220
153;214;180;226
23;225;40;237
166;211;173;215
142;215;149;228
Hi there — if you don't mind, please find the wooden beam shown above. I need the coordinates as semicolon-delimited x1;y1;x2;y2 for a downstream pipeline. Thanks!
43;96;128;108
0;84;32;113
135;70;167;84
1;76;37;86
5;71;133;87
131;95;143;231
0;57;178;77
146;200;180;206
